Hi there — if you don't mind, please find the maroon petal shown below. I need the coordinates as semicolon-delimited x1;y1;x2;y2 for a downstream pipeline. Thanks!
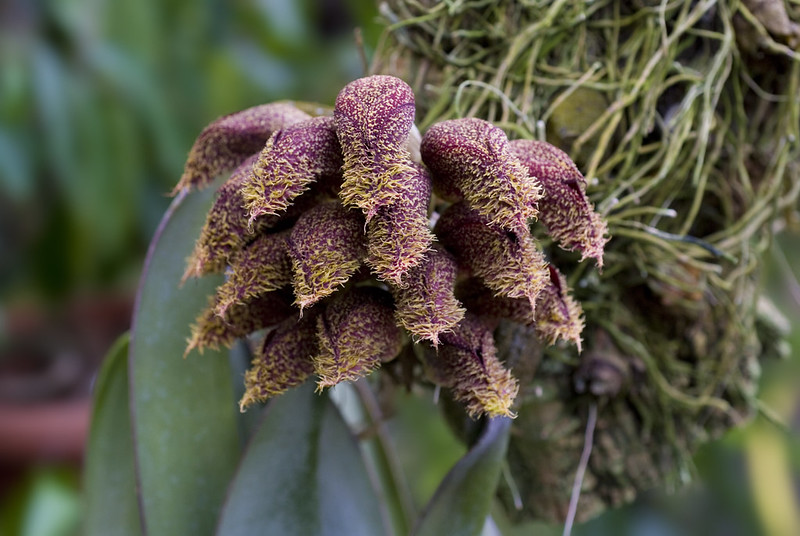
185;291;294;356
172;102;311;194
314;287;402;388
421;118;541;236
366;162;435;285
334;75;418;221
214;231;293;319
391;245;465;346
239;312;320;409
242;115;343;224
287;201;366;310
510;139;608;267
436;202;548;310
428;314;518;418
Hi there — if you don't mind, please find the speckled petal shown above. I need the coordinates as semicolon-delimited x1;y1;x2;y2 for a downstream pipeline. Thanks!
185;290;294;356
436;202;548;310
314;287;402;388
391;245;465;346
172;102;311;194
287;201;366;310
239;312;320;409
421;118;542;235
428;314;518;418
183;156;327;280
334;75;418;220
510;139;608;267
458;266;584;351
214;231;293;318
366;161;434;285
242;115;343;225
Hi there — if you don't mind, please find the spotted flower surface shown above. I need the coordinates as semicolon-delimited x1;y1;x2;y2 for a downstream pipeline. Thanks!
314;287;402;388
287;201;366;311
334;75;419;221
242;115;343;225
428;314;519;418
421;118;542;236
240;312;320;410
177;75;608;418
366;162;434;285
214;231;292;319
436;202;549;310
391;244;465;346
510;139;608;266
172;102;311;194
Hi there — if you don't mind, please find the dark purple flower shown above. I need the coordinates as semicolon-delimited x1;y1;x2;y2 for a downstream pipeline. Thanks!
314;287;402;388
185;291;294;356
287;201;366;311
428;314;518;418
391;245;465;346
510;139;608;267
365;161;435;285
172;102;311;194
421;118;542;236
242;116;343;225
239;311;320;409
214;231;293;319
436;202;548;310
334;75;419;221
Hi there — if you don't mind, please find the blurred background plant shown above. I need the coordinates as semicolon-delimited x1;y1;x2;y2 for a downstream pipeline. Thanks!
0;0;798;535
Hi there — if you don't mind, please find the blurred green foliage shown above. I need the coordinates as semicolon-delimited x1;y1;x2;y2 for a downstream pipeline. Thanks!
0;0;380;300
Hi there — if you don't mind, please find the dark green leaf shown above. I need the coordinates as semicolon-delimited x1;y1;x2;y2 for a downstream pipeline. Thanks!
413;417;512;536
130;184;240;536
84;333;142;536
216;382;389;536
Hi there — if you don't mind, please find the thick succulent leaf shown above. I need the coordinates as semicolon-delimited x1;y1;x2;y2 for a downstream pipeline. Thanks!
84;333;142;536
216;382;389;536
130;184;240;536
413;417;512;536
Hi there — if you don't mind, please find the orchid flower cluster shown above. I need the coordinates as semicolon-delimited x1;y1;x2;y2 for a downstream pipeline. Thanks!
174;75;608;418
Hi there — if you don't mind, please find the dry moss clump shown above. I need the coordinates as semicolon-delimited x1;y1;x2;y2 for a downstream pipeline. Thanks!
374;0;800;523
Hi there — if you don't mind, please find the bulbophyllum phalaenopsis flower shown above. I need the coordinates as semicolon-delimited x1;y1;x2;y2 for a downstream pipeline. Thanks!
176;75;608;419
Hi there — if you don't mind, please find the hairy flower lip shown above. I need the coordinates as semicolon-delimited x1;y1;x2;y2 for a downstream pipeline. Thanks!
436;202;548;311
239;309;321;410
421;118;542;236
335;75;419;221
391;244;465;347
430;313;519;418
313;286;402;389
242;115;344;228
172;102;311;195
509;139;608;267
287;201;366;312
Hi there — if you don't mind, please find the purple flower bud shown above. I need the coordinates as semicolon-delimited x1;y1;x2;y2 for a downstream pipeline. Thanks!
185;290;294;356
172;103;311;194
429;314;518;418
334;75;418;221
421;118;542;236
535;265;585;351
239;312;320;409
242;116;343;225
214;231;293;319
287;201;366;311
436;202;548;311
366;162;435;285
510;139;608;267
392;245;465;346
183;156;328;281
314;287;402;388
458;265;585;351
